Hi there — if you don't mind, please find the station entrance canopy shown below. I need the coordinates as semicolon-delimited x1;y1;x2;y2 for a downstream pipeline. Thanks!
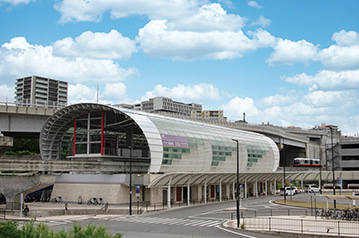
148;171;359;188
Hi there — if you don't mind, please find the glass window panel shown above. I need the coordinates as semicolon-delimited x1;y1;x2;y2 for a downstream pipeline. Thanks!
75;133;87;142
162;159;172;165
89;143;101;154
90;134;101;142
189;143;197;148
181;148;190;153
90;119;102;129
172;153;181;159
75;144;87;154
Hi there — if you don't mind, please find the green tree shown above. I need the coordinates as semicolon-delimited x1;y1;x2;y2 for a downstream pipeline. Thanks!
9;139;40;154
0;220;23;238
0;220;122;238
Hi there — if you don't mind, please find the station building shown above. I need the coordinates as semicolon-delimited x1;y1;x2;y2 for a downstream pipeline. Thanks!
40;103;283;206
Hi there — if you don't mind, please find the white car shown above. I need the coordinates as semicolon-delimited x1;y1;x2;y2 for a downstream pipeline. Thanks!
280;187;296;196
305;184;320;193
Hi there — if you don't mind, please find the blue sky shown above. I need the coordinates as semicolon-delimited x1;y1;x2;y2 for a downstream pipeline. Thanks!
1;0;359;135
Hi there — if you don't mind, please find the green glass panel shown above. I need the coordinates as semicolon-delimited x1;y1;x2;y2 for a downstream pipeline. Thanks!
189;143;197;148
181;148;190;153
172;153;181;159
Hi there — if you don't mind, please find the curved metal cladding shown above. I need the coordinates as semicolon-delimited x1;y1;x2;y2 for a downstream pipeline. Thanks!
120;110;163;173
40;103;279;174
136;113;280;173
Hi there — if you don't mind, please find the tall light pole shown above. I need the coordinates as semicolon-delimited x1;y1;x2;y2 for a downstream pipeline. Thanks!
129;144;132;215
232;139;240;228
330;127;336;209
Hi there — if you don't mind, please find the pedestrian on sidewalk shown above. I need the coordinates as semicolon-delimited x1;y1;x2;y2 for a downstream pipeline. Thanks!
23;205;29;217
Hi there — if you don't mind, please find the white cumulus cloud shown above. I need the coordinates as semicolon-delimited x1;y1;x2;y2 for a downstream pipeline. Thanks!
332;30;359;46
0;0;33;5
251;16;271;28
68;83;98;104
248;1;262;8
167;3;246;32
282;69;359;91
141;83;222;102
0;84;15;100
267;39;319;65
137;20;275;60
53;30;137;60
318;44;359;70
0;37;138;86
303;90;357;107
222;97;261;121
54;0;200;23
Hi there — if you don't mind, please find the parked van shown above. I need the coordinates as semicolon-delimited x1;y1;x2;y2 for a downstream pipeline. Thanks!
305;184;320;193
280;187;296;196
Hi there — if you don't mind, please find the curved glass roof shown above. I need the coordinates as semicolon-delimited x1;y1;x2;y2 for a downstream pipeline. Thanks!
40;103;279;174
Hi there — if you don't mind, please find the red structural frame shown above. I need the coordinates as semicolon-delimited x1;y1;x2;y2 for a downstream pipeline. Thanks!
73;118;76;156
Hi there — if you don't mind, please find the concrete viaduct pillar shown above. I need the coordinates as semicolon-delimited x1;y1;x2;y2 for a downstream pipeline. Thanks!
0;173;55;210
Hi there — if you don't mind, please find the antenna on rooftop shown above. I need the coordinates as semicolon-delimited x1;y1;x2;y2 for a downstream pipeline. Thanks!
97;84;99;104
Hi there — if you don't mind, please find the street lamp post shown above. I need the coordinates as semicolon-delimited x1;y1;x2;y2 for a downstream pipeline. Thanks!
330;127;336;209
283;156;287;203
129;145;132;215
232;139;240;228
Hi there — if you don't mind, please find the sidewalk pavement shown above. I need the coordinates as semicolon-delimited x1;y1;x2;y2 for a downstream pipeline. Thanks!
0;202;140;222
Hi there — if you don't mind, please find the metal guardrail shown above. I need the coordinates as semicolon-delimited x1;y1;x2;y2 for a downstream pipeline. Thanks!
0;208;5;219
242;216;359;237
0;98;66;110
231;208;310;219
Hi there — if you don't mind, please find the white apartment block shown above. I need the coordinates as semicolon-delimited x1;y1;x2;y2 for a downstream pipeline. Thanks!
115;97;226;120
140;97;202;116
15;76;68;108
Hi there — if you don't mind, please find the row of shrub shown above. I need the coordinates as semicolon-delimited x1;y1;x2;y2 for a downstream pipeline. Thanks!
3;150;37;156
0;220;122;238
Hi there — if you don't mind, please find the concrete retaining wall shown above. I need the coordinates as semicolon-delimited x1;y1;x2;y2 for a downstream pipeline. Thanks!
51;183;132;204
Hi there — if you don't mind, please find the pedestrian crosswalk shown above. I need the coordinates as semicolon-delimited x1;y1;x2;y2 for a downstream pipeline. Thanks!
110;216;223;228
47;220;73;227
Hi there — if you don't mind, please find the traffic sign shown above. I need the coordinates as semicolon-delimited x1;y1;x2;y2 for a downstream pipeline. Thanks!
135;185;141;197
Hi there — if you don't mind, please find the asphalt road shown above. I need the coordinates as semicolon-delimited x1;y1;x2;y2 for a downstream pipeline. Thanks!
44;194;312;238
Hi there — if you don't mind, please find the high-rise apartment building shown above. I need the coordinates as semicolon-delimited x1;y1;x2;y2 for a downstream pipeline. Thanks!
15;76;68;108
